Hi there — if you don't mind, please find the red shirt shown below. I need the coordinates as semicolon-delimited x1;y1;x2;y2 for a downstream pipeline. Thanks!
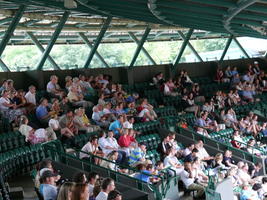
118;135;135;147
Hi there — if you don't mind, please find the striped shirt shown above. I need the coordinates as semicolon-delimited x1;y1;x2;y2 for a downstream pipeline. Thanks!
128;147;145;165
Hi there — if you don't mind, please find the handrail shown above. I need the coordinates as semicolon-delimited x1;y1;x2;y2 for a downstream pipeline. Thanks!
43;142;179;200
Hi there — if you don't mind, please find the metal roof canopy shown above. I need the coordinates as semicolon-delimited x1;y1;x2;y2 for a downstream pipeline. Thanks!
0;0;265;45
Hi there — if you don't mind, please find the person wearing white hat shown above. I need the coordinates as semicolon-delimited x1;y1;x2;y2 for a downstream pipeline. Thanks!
253;61;260;75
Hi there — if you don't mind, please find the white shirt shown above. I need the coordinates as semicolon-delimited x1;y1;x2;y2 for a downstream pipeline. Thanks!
99;137;119;155
48;119;60;130
183;148;191;157
0;97;10;111
197;147;209;160
19;124;33;141
47;81;56;93
103;108;111;115
96;191;108;200
25;91;36;105
80;142;97;159
138;108;149;118
89;184;94;197
92;111;103;122
123;121;133;129
164;84;170;95
164;155;177;167
180;170;194;188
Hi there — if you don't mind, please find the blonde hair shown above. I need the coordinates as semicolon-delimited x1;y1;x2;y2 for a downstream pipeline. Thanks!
57;182;74;200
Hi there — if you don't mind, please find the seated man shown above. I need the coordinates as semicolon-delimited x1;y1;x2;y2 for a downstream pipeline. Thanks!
67;86;92;108
36;98;53;124
46;75;63;99
180;162;205;199
98;131;127;165
128;142;150;167
74;108;100;133
25;85;37;106
39;170;58;200
92;104;110;128
80;136;103;165
109;115;124;139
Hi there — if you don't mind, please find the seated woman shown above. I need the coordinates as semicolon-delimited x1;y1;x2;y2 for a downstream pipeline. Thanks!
19;115;56;144
224;108;238;130
48;114;75;140
137;99;157;122
163;147;184;176
163;79;179;96
134;164;160;184
181;94;199;117
210;153;227;173
50;98;62;116
0;90;24;123
13;89;35;114
101;151;128;173
214;68;224;83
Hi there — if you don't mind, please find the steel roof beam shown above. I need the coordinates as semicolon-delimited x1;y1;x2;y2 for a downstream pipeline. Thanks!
0;59;9;72
83;16;112;69
0;17;13;25
26;32;60;70
173;29;194;71
0;25;184;32
157;0;227;15
223;0;259;35
184;0;235;7
36;11;69;70
233;37;250;58
129;26;151;68
0;9;147;25
219;35;233;63
128;32;156;65
0;5;25;72
178;31;203;62
78;32;110;68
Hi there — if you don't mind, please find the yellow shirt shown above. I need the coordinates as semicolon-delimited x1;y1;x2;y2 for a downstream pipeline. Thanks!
82;114;90;125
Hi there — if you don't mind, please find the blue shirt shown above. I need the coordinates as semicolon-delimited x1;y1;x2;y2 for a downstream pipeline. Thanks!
242;91;253;99
36;105;48;120
135;170;151;183
40;184;57;200
109;120;122;135
195;118;207;127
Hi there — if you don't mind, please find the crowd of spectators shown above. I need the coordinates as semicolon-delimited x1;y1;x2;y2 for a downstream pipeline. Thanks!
2;60;267;200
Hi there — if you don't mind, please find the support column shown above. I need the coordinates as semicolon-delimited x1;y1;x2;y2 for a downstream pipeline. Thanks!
219;35;233;63
233;37;250;58
0;59;9;72
36;11;69;70
78;32;110;68
178;30;203;62
129;27;151;67
128;32;156;65
173;28;194;72
0;5;25;72
26;32;60;70
83;16;112;69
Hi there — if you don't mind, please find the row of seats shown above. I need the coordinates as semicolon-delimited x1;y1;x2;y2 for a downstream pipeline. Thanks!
136;133;161;151
0;131;26;153
154;106;177;117
72;131;99;149
1;144;47;180
133;121;162;134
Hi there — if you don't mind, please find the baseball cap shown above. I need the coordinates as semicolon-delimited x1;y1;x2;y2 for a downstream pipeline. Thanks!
41;170;58;179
